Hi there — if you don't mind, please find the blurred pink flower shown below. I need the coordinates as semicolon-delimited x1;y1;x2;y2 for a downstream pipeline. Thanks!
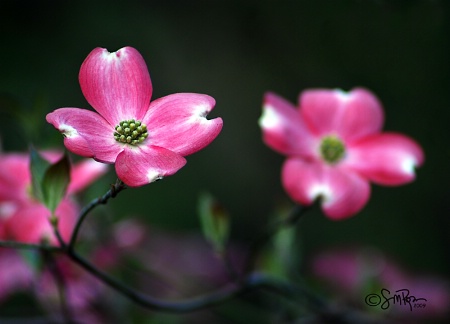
4;199;78;245
36;255;107;324
46;46;223;187
0;249;34;301
311;248;450;320
0;151;107;244
259;88;424;219
101;221;245;298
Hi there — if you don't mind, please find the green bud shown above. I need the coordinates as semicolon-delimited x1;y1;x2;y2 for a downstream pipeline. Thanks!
49;214;59;227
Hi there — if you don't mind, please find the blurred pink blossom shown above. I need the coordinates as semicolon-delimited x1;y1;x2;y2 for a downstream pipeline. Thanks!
259;88;424;219
36;254;108;324
311;247;450;320
0;151;107;244
102;221;245;298
0;249;34;302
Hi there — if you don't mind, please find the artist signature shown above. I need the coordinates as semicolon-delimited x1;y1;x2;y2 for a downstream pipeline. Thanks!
365;289;427;311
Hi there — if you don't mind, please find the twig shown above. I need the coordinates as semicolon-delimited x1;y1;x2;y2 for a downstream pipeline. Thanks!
68;179;126;250
41;251;74;323
65;244;324;314
0;240;63;252
243;204;310;275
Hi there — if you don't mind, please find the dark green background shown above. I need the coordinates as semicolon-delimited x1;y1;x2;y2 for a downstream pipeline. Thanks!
0;0;448;304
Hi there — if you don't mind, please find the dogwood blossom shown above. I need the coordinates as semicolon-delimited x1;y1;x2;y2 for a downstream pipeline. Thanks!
259;88;424;219
47;46;223;187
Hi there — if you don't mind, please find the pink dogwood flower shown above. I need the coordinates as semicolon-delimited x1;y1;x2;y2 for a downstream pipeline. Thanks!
46;46;223;187
259;88;424;219
0;151;107;244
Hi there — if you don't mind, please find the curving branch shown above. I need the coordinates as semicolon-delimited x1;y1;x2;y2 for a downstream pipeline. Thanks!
0;240;63;252
68;179;126;250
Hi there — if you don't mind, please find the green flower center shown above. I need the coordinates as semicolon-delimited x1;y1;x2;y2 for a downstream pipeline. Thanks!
114;119;148;145
320;135;345;164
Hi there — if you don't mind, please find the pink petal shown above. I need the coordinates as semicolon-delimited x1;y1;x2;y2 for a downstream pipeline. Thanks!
67;160;109;194
0;151;68;202
312;249;362;291
0;250;34;301
79;47;152;125
46;108;122;163
143;93;223;156
300;88;384;142
40;150;65;163
0;154;29;202
282;158;370;220
115;145;186;187
259;92;316;157
5;199;77;245
345;132;424;185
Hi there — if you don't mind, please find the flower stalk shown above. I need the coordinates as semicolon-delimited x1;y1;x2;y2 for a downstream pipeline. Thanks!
68;179;126;250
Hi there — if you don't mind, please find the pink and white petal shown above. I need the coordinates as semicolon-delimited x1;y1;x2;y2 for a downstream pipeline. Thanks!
115;145;186;187
46;108;121;163
300;88;384;141
335;88;384;143
345;132;424;186
79;47;152;125
259;92;316;157
320;167;371;220
282;158;370;220
89;138;123;164
300;89;343;136
143;93;223;156
281;158;323;207
67;160;109;194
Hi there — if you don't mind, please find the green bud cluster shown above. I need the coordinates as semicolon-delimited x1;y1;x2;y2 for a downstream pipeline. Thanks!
320;135;345;164
114;119;148;145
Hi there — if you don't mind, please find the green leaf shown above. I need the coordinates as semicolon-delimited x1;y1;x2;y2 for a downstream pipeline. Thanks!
257;204;301;279
198;192;230;253
41;152;71;214
258;226;297;279
29;146;50;202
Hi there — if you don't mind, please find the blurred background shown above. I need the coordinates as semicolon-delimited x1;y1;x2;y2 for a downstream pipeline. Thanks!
0;0;449;322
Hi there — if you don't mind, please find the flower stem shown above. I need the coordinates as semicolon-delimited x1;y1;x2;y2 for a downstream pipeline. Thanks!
68;179;126;250
57;200;318;314
41;251;73;322
0;240;63;252
64;244;322;313
243;204;310;275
